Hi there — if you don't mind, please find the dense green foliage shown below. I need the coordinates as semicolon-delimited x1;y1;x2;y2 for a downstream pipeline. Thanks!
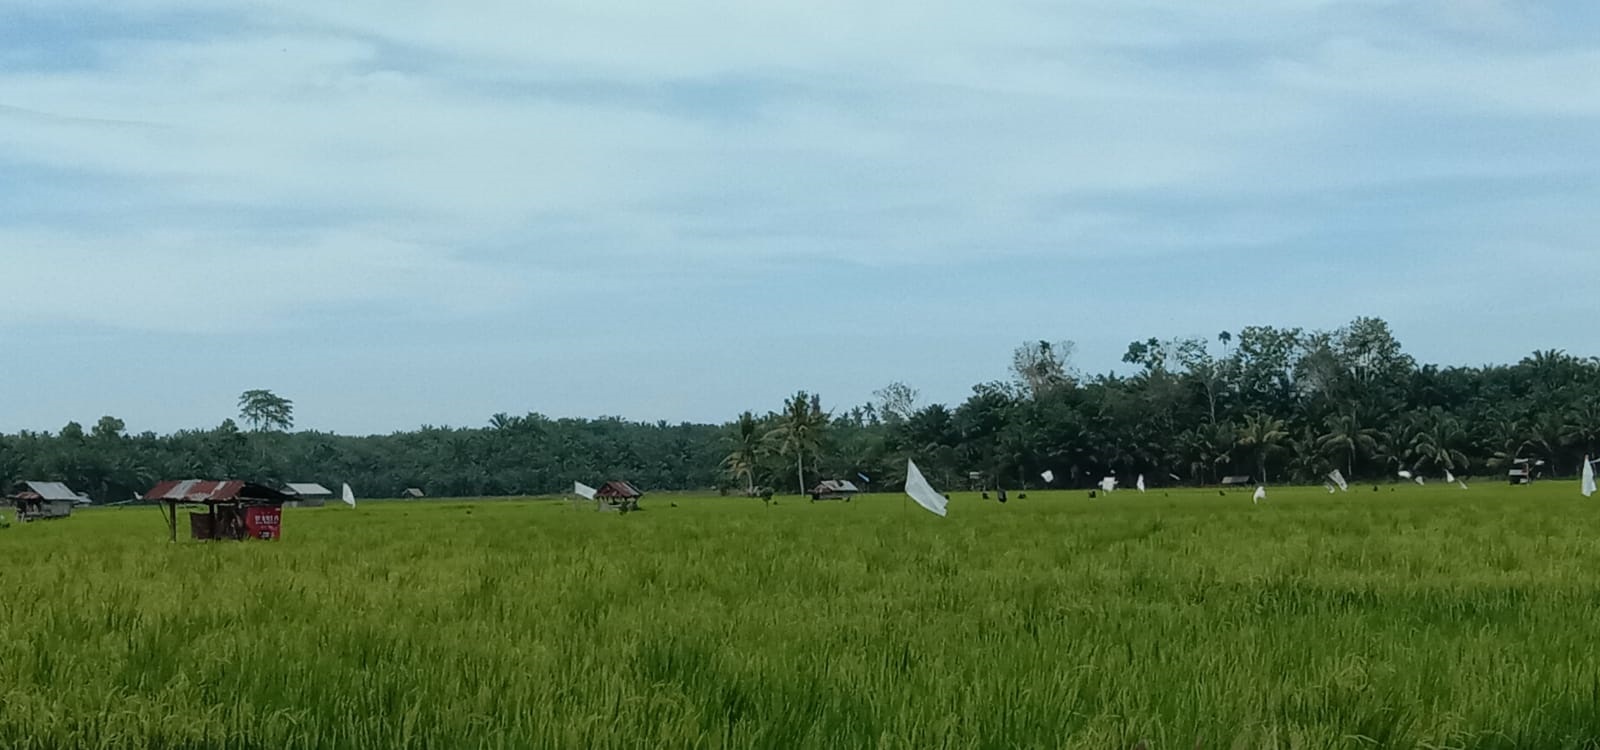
3;316;1600;499
5;486;1600;748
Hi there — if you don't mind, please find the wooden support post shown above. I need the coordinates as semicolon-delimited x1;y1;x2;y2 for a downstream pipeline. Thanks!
167;502;177;543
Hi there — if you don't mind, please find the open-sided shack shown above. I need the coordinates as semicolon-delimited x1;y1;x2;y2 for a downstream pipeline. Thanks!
594;481;643;513
145;480;293;542
810;480;860;502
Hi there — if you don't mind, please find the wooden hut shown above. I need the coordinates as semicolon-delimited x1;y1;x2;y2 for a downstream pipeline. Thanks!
810;480;860;502
144;480;292;542
8;482;86;522
594;481;643;513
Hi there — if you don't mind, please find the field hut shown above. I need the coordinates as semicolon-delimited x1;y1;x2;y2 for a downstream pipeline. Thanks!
1508;458;1542;485
282;483;332;508
401;488;426;500
145;480;292;542
810;480;860;502
8;482;85;522
594;481;643;513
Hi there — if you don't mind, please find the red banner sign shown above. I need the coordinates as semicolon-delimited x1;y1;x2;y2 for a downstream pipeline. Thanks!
243;507;282;540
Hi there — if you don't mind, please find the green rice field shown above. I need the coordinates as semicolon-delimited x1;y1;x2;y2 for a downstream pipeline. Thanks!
5;484;1600;749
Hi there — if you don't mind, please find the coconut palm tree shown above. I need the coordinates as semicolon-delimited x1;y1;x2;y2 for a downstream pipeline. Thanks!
721;411;763;495
1236;414;1289;484
766;392;828;495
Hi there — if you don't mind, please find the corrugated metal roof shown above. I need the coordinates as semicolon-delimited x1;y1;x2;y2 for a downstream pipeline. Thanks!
284;483;332;496
144;480;290;504
595;481;643;499
23;481;82;501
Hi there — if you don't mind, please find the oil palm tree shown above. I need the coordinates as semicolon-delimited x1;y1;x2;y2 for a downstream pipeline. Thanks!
1318;412;1382;480
1561;399;1600;459
1236;414;1289;484
1408;410;1469;475
1287;427;1326;484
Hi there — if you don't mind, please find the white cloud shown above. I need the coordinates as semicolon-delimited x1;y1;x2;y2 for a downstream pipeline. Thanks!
0;0;1594;335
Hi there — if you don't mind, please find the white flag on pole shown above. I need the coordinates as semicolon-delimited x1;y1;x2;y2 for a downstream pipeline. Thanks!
1445;470;1457;484
1583;456;1596;498
1100;477;1117;493
905;460;948;517
1398;470;1414;480
341;483;357;508
1413;476;1426;486
1253;486;1267;504
1458;479;1470;490
1041;470;1055;484
1137;475;1146;493
574;482;598;500
1328;469;1349;492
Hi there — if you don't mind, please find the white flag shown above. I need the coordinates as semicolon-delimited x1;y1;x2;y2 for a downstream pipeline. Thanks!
1458;480;1470;490
340;483;356;508
1100;477;1117;493
1413;476;1426;486
1253;486;1267;504
1041;470;1055;484
1445;470;1457;484
905;460;948;517
1325;483;1336;494
1328;469;1349;492
1398;470;1414;480
1136;475;1146;493
1583;456;1596;498
574;482;598;500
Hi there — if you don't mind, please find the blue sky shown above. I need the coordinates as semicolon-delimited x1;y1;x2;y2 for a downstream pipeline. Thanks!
2;0;1597;435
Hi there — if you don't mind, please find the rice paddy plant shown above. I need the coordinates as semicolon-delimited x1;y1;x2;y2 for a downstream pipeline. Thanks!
4;484;1600;748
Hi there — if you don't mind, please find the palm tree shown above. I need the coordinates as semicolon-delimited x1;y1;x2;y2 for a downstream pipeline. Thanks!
1286;427;1326;484
1483;415;1530;472
1523;412;1566;476
721;411;763;495
1561;399;1600;458
766;392;828;495
1236;414;1288;484
1318;412;1381;480
1407;410;1469;475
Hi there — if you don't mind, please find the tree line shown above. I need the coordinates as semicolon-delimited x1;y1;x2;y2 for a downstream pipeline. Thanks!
3;316;1599;501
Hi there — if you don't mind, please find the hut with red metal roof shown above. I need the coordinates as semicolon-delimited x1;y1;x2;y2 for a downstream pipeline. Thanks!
144;480;293;542
593;481;644;513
